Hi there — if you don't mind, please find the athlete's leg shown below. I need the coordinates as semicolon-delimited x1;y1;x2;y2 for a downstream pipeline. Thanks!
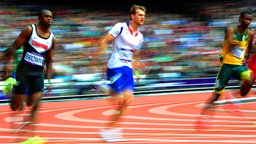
10;94;24;111
26;91;43;122
200;92;221;115
118;90;133;121
10;72;29;133
26;70;44;123
106;90;133;128
100;67;133;142
199;64;231;115
196;64;231;130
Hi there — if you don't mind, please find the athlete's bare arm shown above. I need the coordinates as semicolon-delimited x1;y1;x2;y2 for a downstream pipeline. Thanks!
225;26;235;48
45;37;56;80
247;30;255;58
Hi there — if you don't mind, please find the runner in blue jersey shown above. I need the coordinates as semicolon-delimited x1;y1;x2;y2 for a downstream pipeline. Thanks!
90;4;146;142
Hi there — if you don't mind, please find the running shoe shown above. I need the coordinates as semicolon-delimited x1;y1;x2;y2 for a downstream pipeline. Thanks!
2;77;17;98
100;128;124;142
19;135;47;144
194;115;212;131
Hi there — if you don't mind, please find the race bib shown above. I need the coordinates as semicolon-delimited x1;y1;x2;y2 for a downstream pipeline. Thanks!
229;46;243;58
118;48;133;62
24;52;45;66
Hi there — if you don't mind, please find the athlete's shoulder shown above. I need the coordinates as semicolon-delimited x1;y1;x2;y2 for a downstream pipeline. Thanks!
113;22;126;28
22;24;33;31
50;31;55;38
224;25;235;37
226;25;235;31
19;24;33;37
109;22;126;37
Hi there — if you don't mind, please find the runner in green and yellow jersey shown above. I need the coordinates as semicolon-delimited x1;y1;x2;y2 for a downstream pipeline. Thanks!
196;9;255;130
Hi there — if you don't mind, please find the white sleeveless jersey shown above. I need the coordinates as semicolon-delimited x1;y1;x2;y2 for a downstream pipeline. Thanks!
107;22;143;68
23;24;54;66
28;24;54;53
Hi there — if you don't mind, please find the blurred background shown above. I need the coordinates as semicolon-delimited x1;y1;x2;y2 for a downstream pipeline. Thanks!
0;0;255;100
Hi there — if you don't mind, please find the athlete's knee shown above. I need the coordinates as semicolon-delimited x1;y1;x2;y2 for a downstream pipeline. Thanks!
10;97;23;111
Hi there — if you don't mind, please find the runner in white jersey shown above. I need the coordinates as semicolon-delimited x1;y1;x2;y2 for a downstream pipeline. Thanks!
107;22;143;69
0;9;56;135
90;4;146;142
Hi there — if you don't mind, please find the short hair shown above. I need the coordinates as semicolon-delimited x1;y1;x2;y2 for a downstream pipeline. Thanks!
240;9;252;18
38;9;52;17
129;4;146;15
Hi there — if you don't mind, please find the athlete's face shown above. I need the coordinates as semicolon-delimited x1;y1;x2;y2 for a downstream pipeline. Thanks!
240;14;253;28
132;9;146;26
39;11;53;28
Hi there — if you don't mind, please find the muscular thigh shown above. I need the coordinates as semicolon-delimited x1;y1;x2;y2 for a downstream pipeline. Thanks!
215;64;234;91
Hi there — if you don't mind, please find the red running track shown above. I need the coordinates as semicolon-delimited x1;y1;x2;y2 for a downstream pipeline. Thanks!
0;90;256;144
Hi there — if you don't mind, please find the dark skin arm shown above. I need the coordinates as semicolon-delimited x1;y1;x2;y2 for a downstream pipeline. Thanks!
246;30;255;60
0;25;32;80
225;26;236;47
45;37;56;80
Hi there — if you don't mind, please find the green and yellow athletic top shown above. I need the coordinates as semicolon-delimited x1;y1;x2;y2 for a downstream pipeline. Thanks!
13;46;23;73
221;27;249;65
